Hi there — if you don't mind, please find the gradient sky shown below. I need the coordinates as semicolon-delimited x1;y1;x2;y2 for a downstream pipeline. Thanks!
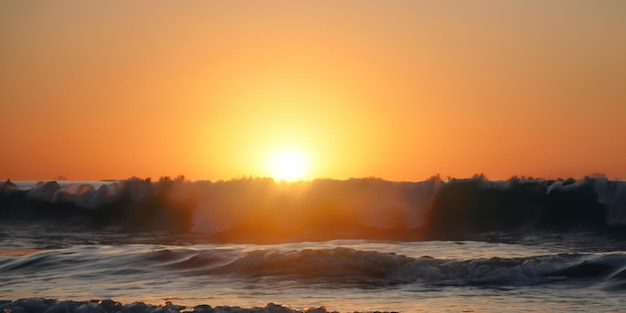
1;1;625;181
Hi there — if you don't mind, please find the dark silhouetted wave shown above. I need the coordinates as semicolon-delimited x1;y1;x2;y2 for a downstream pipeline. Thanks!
1;175;625;241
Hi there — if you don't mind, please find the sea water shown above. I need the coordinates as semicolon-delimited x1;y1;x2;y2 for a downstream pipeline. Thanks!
1;177;626;312
2;234;626;312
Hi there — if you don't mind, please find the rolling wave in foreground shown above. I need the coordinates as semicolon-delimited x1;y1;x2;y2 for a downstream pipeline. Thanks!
2;175;626;312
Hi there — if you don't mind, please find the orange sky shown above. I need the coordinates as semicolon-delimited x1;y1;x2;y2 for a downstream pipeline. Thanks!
1;1;625;181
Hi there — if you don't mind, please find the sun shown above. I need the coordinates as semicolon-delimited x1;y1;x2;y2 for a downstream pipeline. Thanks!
267;147;310;181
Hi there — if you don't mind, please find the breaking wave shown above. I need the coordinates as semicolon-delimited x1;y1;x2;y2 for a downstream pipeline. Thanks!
1;175;626;241
2;245;626;289
0;299;337;313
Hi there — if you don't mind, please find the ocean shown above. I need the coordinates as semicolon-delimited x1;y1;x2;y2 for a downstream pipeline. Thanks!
1;176;626;312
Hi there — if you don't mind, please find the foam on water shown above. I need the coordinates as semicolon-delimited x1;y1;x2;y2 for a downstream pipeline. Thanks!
0;299;338;313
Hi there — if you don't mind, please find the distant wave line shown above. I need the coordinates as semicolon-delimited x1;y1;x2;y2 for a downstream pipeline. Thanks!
1;175;625;242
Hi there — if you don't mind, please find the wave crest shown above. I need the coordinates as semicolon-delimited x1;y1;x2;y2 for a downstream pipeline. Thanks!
1;175;626;241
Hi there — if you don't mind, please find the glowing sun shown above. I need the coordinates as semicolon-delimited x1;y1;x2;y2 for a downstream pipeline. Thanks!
267;147;310;181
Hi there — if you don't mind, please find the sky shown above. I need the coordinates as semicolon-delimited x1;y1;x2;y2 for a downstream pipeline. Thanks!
1;1;625;181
